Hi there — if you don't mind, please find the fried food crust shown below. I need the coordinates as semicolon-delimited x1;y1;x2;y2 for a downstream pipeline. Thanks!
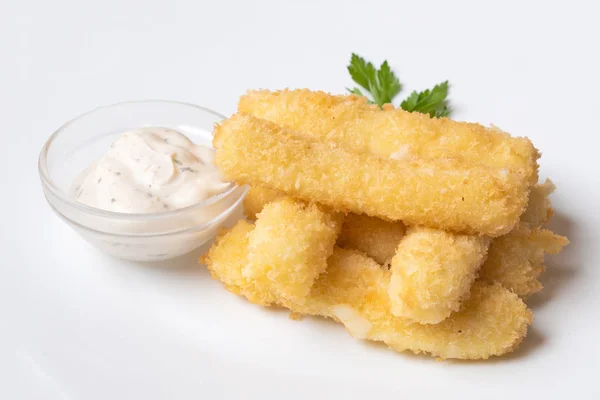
201;221;277;306
388;227;490;324
203;222;532;360
246;197;342;303
479;226;568;296
330;179;566;298
520;179;555;228
239;89;539;184
214;114;529;236
304;248;531;360
243;185;283;220
337;213;405;265
479;179;567;296
243;186;406;266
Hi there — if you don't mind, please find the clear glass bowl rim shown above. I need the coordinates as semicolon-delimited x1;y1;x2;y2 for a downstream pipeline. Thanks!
38;99;246;235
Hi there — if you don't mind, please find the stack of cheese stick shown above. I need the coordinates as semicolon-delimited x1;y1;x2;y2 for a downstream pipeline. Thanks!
202;90;568;360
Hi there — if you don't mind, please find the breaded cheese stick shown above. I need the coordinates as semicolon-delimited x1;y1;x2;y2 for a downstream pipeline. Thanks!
388;227;490;324
239;92;540;304
337;213;405;265
479;226;568;296
336;216;564;298
520;179;555;228
239;89;539;183
245;197;342;303
203;223;532;359
335;180;565;298
479;179;567;296
302;249;531;360
213;114;529;236
202;221;277;307
244;186;404;265
243;185;284;220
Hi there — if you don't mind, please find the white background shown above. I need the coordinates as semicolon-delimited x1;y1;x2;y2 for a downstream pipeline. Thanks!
2;0;600;398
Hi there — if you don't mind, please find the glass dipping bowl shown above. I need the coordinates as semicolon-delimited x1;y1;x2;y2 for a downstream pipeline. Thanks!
38;100;247;262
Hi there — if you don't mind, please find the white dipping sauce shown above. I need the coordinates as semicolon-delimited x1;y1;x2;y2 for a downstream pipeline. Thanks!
72;127;230;213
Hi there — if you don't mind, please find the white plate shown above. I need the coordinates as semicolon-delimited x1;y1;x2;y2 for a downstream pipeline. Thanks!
2;1;600;398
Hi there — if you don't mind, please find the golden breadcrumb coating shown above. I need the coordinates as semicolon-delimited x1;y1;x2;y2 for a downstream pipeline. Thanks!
203;222;532;360
238;89;539;184
520;179;555;228
479;226;568;296
332;179;565;298
237;92;555;303
213;114;529;236
243;186;404;265
478;179;566;296
303;248;531;360
201;221;277;307
337;213;405;265
246;198;342;303
243;185;284;220
388;227;490;324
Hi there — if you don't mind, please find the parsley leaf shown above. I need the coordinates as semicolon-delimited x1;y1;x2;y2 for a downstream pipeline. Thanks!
346;53;452;118
347;54;401;107
377;61;402;105
400;81;451;118
347;54;376;91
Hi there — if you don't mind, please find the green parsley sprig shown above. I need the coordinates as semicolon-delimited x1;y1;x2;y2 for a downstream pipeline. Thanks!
347;53;452;118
